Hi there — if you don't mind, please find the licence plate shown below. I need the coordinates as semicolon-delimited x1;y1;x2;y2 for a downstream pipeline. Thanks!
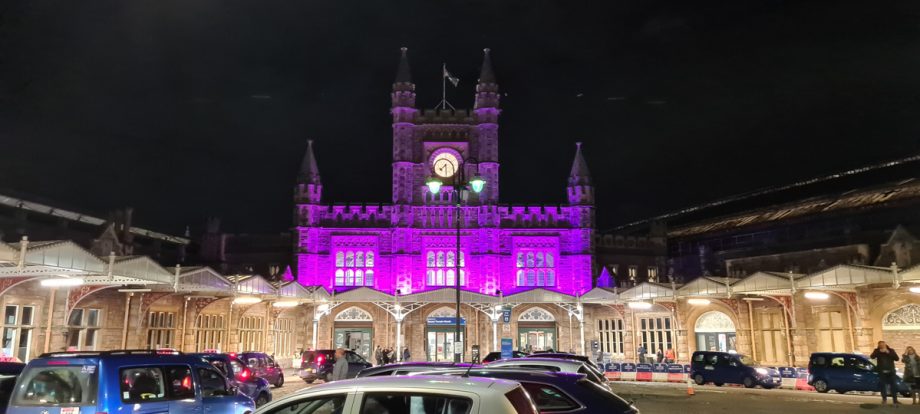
61;408;79;414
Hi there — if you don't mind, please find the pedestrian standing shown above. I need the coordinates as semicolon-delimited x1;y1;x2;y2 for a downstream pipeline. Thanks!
656;349;664;364
871;341;900;406
330;348;350;382
903;346;920;404
403;346;411;362
374;345;383;366
665;348;676;364
636;344;646;364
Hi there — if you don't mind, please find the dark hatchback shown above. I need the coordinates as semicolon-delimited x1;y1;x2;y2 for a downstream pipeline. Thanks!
238;352;284;388
690;351;781;389
357;362;476;377
808;352;911;395
190;353;273;407
416;367;639;414
0;362;25;414
482;351;529;363
299;350;371;383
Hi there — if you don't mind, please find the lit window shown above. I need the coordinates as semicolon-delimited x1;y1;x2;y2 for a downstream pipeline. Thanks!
628;266;638;281
515;250;556;287
426;249;466;286
335;250;375;287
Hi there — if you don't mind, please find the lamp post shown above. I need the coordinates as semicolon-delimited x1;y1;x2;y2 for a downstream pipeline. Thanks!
426;160;485;362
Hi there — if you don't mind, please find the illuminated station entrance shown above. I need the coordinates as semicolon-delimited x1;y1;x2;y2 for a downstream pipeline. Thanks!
426;307;465;362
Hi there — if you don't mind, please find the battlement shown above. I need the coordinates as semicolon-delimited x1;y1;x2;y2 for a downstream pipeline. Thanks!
416;109;474;124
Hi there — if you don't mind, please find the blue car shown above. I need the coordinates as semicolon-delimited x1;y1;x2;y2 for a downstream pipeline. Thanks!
690;351;782;388
8;350;256;414
808;352;911;396
191;353;272;407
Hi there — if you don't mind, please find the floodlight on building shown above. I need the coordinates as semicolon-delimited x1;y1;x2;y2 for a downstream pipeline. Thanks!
233;296;262;304
687;298;711;306
627;301;653;310
40;277;84;287
272;301;299;308
804;291;830;300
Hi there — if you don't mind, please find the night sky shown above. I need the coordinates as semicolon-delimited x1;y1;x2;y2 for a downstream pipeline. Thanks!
1;0;919;235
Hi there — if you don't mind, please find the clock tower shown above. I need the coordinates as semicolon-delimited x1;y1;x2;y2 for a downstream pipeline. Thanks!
390;48;500;206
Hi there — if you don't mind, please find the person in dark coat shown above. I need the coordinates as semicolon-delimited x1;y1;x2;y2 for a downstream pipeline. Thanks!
374;346;383;366
402;347;411;362
903;346;920;404
656;349;664;364
871;341;900;406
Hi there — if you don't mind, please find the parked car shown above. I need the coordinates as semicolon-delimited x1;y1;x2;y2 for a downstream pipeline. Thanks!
239;352;284;388
357;361;475;377
255;375;538;414
486;357;610;387
808;352;912;395
690;351;781;389
191;353;273;407
8;350;255;414
482;351;529;364
521;354;607;379
298;349;372;383
0;362;25;414
414;367;640;414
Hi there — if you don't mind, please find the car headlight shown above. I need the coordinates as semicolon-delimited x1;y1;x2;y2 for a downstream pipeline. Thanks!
755;368;769;375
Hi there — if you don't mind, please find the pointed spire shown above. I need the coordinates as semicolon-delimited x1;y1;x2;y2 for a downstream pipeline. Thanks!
478;48;496;84
395;47;412;84
568;142;592;186
298;139;321;184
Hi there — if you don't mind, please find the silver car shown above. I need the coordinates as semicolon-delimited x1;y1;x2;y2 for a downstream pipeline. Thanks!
486;357;610;386
255;375;538;414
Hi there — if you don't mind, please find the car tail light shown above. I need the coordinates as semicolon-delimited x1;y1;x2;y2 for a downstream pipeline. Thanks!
238;368;251;380
316;355;325;365
229;352;237;358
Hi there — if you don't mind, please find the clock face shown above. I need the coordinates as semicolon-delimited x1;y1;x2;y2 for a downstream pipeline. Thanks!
432;152;459;178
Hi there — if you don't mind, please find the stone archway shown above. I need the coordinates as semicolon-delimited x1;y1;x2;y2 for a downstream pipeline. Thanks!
693;311;737;352
517;306;557;353
881;304;920;352
334;306;374;360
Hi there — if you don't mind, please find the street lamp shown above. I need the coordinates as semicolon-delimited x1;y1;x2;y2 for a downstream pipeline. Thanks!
426;159;486;362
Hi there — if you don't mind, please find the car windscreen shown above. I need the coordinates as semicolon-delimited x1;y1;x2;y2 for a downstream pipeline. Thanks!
739;355;757;366
12;365;97;406
577;380;634;412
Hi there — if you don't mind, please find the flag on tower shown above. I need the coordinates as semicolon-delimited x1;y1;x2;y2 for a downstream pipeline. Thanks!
443;64;459;87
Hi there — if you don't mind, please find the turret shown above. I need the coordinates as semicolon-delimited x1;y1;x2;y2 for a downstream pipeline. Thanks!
392;47;418;205
296;139;322;204
391;47;416;117
474;48;501;203
567;142;594;205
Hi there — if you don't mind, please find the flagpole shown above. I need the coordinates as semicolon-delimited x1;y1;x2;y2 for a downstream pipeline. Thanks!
442;62;447;110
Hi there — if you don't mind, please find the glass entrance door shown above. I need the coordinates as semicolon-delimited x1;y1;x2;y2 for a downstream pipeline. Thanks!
696;332;736;352
518;327;556;353
426;328;465;362
334;328;373;361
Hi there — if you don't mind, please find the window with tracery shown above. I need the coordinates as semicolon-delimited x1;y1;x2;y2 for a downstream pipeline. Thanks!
426;249;466;286
334;250;375;287
515;250;556;287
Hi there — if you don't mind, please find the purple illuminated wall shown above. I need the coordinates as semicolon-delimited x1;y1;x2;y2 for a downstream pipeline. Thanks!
293;49;595;297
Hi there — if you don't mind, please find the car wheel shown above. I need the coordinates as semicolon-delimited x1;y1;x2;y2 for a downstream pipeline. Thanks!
255;393;269;408
304;379;315;384
743;376;755;388
902;392;912;398
714;383;724;387
694;374;705;386
813;379;829;393
275;375;284;388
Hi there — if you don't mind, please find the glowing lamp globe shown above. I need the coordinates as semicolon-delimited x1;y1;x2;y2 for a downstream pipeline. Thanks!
469;176;486;193
426;177;443;194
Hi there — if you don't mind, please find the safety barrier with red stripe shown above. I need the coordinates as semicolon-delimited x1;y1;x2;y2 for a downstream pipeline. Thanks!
599;363;813;391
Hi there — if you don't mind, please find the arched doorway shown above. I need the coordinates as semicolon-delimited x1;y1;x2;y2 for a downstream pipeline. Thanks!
334;306;373;361
882;304;920;352
695;311;736;352
425;307;466;362
518;307;556;353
